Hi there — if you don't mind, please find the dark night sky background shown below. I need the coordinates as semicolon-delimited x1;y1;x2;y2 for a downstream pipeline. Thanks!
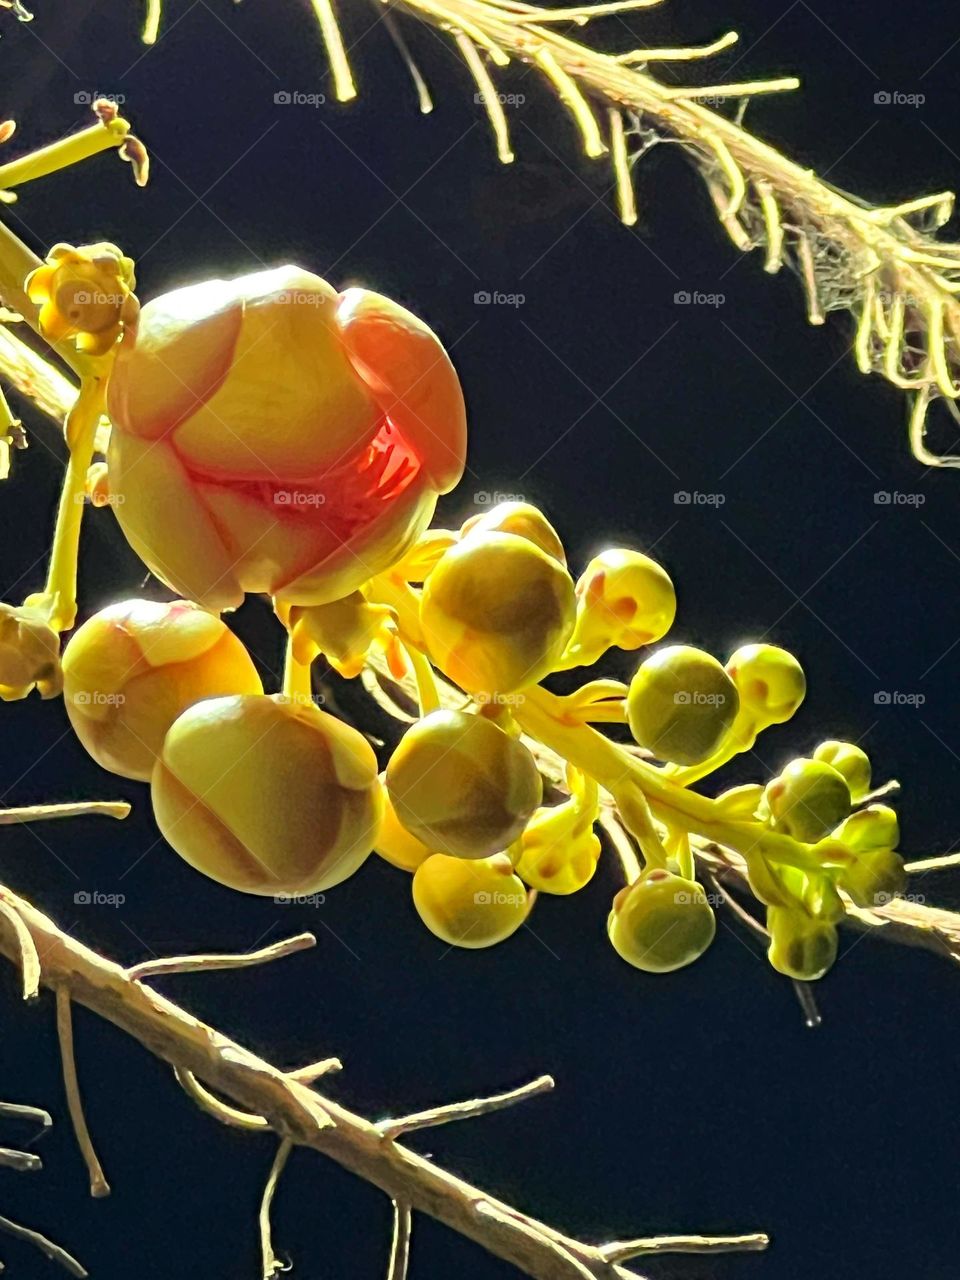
1;1;959;1277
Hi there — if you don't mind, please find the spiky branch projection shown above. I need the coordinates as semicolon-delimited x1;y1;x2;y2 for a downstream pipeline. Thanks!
0;803;768;1280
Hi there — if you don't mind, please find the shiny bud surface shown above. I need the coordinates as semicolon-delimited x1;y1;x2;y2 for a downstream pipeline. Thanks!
766;905;838;980
152;694;381;895
412;852;533;948
813;739;872;801
837;848;906;908
761;757;851;843
565;547;676;666
607;869;716;973
374;784;436;872
386;709;542;859
626;645;739;765
460;501;566;563
63;599;262;780
832;804;899;853
420;532;576;694
725;643;806;727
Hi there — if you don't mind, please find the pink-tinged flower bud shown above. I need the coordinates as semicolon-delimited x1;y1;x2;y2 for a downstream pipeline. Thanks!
106;268;467;611
152;694;382;896
62;599;262;781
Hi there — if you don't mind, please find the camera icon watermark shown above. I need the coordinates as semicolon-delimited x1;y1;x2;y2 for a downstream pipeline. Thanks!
274;490;326;506
874;89;925;108
474;490;524;506
273;90;326;107
71;690;125;707
273;892;326;906
74;890;125;907
674;490;726;507
473;290;525;308
673;290;725;308
873;490;925;507
874;690;925;707
74;91;126;106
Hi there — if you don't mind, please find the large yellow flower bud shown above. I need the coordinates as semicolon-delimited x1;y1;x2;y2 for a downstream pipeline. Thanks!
62;599;262;781
420;532;576;694
412;852;534;948
386;709;542;859
106;268;467;611
152;694;381;895
607;870;716;973
626;645;739;765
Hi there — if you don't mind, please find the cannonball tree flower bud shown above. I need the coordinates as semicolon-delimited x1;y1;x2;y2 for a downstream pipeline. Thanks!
420;532;576;695
460;501;566;564
766;905;838;981
514;771;601;895
25;241;137;356
626;645;739;765
725;643;806;728
152;694;381;896
386;709;542;859
62;599;262;781
412;852;534;948
836;849;906;908
607;869;716;973
105;268;467;611
375;784;435;873
813;740;872;802
564;548;676;666
832;804;899;853
760;758;851;843
0;603;62;700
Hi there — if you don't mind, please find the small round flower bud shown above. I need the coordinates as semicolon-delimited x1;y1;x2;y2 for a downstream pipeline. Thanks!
412;852;534;948
725;643;806;727
832;804;899;853
63;599;262;780
152;694;381;895
514;802;601;895
813;740;872;801
607;869;716;973
761;758;851;843
837;849;906;908
386;709;542;859
564;548;676;666
0;603;62;701
420;532;576;694
626;645;739;765
460;501;565;563
766;906;838;980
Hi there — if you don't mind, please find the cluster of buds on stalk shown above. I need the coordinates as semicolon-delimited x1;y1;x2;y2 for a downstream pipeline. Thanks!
0;117;904;985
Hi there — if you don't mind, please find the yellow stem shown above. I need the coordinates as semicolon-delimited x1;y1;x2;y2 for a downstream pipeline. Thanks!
283;631;314;704
0;118;131;193
405;643;441;715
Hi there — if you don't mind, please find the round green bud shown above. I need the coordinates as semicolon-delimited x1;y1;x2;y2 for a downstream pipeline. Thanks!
607;869;716;973
837;849;906;908
832;804;899;853
766;906;838;980
626;645;739;765
412;852;533;948
761;758;851;843
814;740;872;801
386;709;542;860
421;532;576;694
725;643;806;727
460;501;566;564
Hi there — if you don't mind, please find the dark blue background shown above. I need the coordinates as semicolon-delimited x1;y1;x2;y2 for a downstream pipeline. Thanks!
1;1;959;1277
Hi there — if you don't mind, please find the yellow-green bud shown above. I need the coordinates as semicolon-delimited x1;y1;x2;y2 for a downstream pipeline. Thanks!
152;694;381;895
607;869;716;973
421;532;576;694
564;548;676;665
386;709;542;859
837;849;906;908
766;906;838;980
460;501;565;564
725;643;806;727
626;645;739;765
832;804;899;853
514;802;601;895
412;852;534;948
813;740;872;802
761;758;851;843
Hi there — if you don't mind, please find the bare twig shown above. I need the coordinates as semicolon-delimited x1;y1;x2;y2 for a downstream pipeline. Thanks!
0;1214;86;1278
54;987;109;1198
0;885;764;1280
127;932;316;981
173;1068;271;1132
387;1201;412;1280
0;1147;41;1172
0;1101;51;1129
0;896;40;998
600;1232;769;1262
0;801;130;825
288;1058;342;1083
378;1074;554;1141
259;1138;293;1280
